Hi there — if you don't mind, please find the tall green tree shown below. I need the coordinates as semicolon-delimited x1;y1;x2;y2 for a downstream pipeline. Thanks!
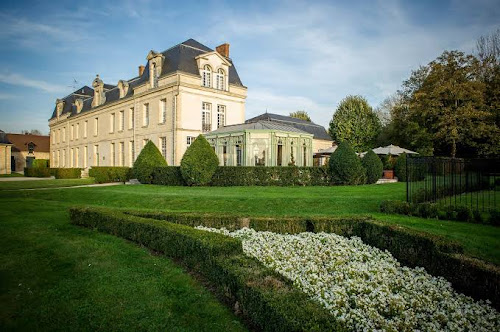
289;110;311;122
328;95;381;152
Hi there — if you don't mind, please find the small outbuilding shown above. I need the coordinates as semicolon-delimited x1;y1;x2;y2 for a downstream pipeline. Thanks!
0;130;13;174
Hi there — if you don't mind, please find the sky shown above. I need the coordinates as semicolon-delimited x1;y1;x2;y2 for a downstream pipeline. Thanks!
0;0;499;134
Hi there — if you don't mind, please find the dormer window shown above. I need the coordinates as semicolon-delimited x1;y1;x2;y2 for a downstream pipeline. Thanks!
27;142;35;154
202;65;212;88
216;68;225;90
146;50;164;89
151;63;158;88
118;80;129;98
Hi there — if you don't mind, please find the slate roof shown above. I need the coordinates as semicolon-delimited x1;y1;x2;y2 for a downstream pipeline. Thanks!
245;113;332;140
0;130;12;145
207;120;311;135
50;39;244;120
6;134;50;153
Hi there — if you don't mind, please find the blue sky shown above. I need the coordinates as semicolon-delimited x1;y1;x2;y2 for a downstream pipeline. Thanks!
0;0;498;134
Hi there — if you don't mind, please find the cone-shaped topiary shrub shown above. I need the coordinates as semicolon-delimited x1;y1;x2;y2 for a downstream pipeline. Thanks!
133;140;168;183
394;153;407;182
180;135;219;186
328;141;366;185
361;150;383;184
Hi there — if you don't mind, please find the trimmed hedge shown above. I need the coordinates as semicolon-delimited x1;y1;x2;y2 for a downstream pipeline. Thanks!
50;168;81;179
380;200;500;226
89;167;132;183
126;209;500;310
24;167;51;177
32;159;49;168
151;167;185;186
329;141;366;185
361;150;383;184
70;207;345;332
210;166;331;186
180;135;219;186
133;141;167;184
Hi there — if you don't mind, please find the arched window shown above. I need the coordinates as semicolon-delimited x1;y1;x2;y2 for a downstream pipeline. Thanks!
216;68;225;90
202;65;212;87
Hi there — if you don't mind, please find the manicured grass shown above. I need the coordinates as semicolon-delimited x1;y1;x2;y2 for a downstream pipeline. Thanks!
0;178;95;190
0;173;24;177
0;197;246;331
1;183;498;264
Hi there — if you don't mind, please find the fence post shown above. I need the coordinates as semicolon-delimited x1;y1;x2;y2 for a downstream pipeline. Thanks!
406;155;409;202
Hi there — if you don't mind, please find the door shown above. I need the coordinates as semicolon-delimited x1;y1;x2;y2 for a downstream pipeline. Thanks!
11;156;15;171
26;156;35;168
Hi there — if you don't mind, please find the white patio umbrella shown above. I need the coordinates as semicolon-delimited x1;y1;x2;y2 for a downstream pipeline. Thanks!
371;144;417;156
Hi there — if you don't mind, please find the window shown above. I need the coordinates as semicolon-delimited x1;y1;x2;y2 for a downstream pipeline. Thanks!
57;150;60;167
62;127;66;142
27;142;35;154
143;103;149;127
119;142;125;166
84;121;88;138
151;63;158;88
52;151;55;165
57;129;60;143
277;139;283;166
160;137;167;159
84;146;88;168
94;118;99;136
119;111;124;131
236;145;242;166
111;143;115;166
223;144;228;166
129;141;135;166
93;145;99;166
76;123;79;139
110;113;115;133
216;68;225;90
70;125;74;140
62;149;66;167
75;147;79;168
70;148;74;167
202;65;211;87
129;107;134;129
217;105;226;128
186;136;195;146
202;102;211;132
51;131;55;144
159;99;167;124
303;144;307;166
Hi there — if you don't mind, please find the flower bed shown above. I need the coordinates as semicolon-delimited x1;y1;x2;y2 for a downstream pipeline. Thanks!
197;227;500;331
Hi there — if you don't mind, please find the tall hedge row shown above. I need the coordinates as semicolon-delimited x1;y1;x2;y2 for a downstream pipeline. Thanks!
89;167;132;183
50;168;82;179
24;167;51;177
70;207;345;331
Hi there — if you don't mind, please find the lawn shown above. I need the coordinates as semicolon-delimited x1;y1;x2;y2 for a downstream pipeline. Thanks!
0;178;95;190
1;181;498;330
0;173;24;178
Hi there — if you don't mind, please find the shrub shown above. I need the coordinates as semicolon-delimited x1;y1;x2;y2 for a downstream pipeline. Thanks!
394;153;408;181
151;167;185;186
24;167;51;177
361;150;383;184
328;141;366;185
132;141;167;184
380;200;411;215
50;168;81;179
89;167;132;183
180;135;219;186
70;207;343;331
32;159;49;168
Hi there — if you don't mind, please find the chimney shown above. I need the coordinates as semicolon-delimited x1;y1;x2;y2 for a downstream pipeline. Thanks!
216;43;230;58
138;65;145;76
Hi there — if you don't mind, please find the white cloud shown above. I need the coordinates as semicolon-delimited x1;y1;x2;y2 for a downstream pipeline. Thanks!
0;73;69;93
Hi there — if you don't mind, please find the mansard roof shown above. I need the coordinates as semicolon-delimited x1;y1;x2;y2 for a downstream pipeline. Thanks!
50;39;244;120
245;113;332;141
0;130;12;145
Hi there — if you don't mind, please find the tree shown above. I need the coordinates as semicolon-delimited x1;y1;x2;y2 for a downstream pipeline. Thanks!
361;150;383;184
328;141;366;185
328;95;381;152
22;129;43;135
180;135;219;186
132;140;168;183
289;110;311;122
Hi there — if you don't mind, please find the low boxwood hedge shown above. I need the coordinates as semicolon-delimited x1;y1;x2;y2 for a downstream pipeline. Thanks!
380;200;499;226
126;210;500;310
24;167;51;177
49;168;81;179
89;167;132;183
70;207;345;332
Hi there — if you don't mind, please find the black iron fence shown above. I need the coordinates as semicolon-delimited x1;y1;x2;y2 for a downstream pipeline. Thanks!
406;156;499;212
